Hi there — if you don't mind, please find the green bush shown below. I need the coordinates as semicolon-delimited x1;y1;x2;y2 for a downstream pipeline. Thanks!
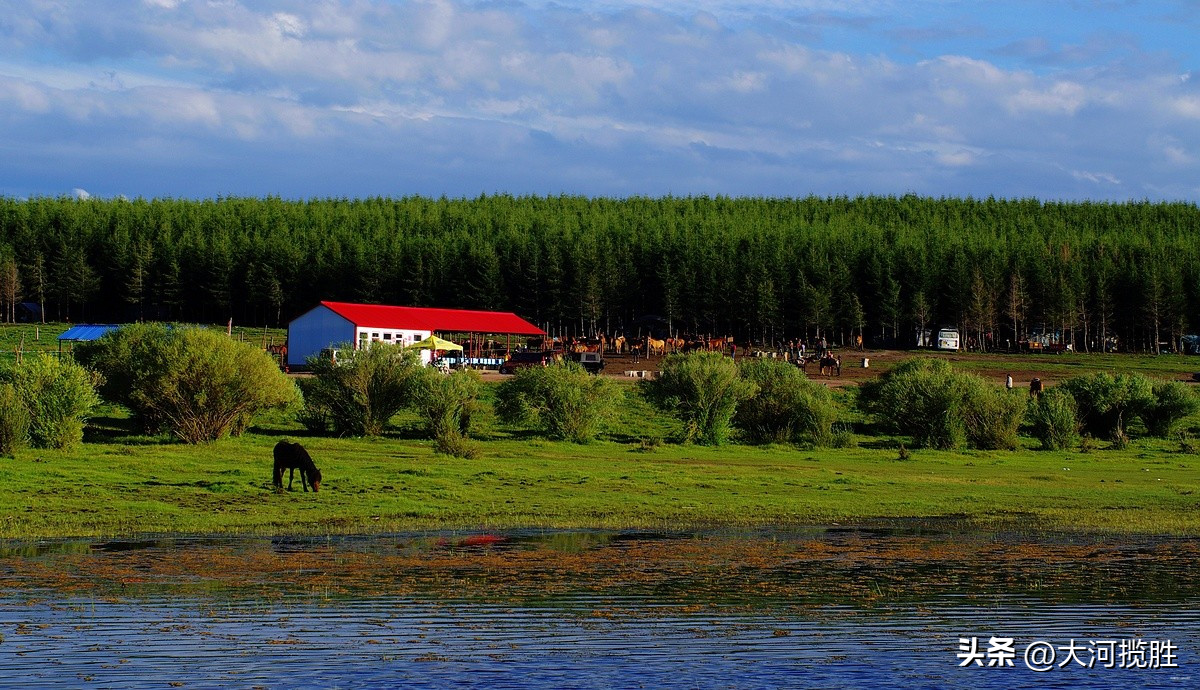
640;351;757;445
0;382;30;457
735;358;837;446
75;323;174;432
1143;381;1199;438
294;378;330;433
963;385;1026;451
77;324;297;443
1029;387;1080;450
305;342;421;437
859;357;1020;450
496;362;616;443
412;368;483;456
2;355;100;450
858;358;970;449
1060;372;1154;441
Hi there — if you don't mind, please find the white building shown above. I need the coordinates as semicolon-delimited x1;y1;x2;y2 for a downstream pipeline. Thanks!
286;301;545;367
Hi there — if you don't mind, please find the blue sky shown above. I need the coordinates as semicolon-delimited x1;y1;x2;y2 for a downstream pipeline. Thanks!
2;0;1198;201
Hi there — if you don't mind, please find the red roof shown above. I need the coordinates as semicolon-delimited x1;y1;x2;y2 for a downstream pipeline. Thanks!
319;301;545;336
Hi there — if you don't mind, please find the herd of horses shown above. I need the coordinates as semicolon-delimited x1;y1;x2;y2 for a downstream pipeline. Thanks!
552;334;737;357
538;333;845;376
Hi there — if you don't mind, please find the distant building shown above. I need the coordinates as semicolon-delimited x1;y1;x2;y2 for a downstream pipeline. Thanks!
286;301;545;367
15;302;41;323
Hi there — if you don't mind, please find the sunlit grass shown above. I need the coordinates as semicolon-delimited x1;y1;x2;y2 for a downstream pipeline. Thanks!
2;346;1199;539
4;401;1199;539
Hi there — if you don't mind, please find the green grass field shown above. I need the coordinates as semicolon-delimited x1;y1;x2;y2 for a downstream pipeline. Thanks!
3;370;1199;539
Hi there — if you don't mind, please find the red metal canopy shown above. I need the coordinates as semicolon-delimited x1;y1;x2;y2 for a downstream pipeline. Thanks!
319;301;545;336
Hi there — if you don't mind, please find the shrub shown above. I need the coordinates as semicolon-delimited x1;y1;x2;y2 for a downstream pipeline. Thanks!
294;378;329;433
2;355;100;450
496;362;616;443
830;424;856;448
1028;387;1080;450
1060;372;1154;441
0;382;30;457
640;352;757;445
735;358;837;446
412;368;483;457
78;324;298;443
305;342;421;437
858;358;970;449
1143;381;1199;438
859;357;1020;450
75;323;174;432
962;385;1026;451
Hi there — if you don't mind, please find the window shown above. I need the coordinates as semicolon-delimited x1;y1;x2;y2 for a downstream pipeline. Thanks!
383;333;392;341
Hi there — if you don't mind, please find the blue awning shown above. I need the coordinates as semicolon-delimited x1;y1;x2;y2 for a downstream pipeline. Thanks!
57;325;121;342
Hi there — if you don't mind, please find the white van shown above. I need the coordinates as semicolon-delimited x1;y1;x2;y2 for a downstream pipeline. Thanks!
936;328;960;351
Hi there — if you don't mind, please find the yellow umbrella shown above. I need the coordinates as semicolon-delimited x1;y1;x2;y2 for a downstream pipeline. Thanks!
407;335;464;352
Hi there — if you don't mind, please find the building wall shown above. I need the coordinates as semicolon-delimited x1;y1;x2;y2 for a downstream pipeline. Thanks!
287;305;356;366
356;327;434;365
354;327;432;349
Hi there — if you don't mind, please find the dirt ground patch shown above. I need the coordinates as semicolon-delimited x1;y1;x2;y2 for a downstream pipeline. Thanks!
472;348;1200;390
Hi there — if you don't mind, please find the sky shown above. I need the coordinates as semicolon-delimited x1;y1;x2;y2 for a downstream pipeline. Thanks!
1;0;1198;201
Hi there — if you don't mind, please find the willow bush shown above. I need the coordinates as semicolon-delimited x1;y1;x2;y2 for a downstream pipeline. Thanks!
859;357;1021;450
1029;387;1081;450
1060;372;1155;441
734;358;837;446
0;382;29;456
1143;381;1199;438
495;362;616;443
304;342;421;437
641;352;757;446
78;324;297;443
411;368;483;457
0;354;99;450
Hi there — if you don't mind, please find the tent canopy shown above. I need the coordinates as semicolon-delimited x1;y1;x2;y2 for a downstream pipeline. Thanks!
407;335;463;352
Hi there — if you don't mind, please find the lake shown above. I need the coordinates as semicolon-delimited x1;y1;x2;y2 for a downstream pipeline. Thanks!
0;528;1195;688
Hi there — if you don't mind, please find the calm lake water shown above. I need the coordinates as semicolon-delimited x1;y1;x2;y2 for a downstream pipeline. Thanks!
0;528;1196;688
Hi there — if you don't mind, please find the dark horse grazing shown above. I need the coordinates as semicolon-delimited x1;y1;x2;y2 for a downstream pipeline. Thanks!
273;441;322;493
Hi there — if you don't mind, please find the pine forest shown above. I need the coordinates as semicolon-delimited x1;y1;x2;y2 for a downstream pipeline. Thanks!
1;194;1198;352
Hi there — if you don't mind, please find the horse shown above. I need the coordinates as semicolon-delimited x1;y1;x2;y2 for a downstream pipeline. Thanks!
707;336;732;353
818;354;841;377
1029;378;1043;398
273;440;322;493
647;337;666;356
613;335;626;354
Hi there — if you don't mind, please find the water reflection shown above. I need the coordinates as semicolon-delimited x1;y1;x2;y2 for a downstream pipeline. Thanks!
0;528;1196;688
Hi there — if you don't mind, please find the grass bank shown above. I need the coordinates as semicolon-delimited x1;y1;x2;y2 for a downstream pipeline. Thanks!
3;348;1199;540
3;409;1199;539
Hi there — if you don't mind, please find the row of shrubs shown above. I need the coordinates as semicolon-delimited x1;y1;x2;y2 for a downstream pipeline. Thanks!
860;358;1199;451
2;323;1195;458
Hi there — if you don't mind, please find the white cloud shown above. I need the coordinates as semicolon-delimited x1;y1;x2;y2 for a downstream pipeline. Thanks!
72;188;91;199
1071;169;1120;186
1170;96;1200;119
1008;81;1089;115
0;0;1197;200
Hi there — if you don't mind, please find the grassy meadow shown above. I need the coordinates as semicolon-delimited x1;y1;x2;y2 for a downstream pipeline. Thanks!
3;358;1200;539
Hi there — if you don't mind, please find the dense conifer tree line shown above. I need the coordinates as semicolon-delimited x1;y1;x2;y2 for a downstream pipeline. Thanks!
1;195;1197;351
